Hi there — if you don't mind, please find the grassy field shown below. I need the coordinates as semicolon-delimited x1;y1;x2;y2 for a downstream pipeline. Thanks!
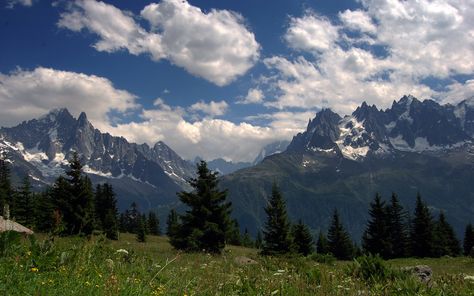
1;233;474;295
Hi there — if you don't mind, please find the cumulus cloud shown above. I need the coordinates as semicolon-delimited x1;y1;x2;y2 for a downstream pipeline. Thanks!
339;9;376;34
189;100;228;117
263;0;474;114
108;100;294;162
58;0;260;86
5;0;33;8
0;67;137;129
236;88;264;104
284;12;339;53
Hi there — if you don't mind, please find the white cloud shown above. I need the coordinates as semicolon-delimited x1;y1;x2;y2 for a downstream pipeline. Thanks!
109;100;294;162
58;0;260;86
0;67;137;129
189;100;228;117
339;9;376;34
237;88;264;104
5;0;33;8
263;0;474;114
284;12;339;53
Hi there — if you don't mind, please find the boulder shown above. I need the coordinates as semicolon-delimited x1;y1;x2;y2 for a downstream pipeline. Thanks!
234;256;258;265
402;265;432;283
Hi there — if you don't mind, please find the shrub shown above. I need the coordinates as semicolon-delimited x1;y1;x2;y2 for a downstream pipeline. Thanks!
309;253;336;265
346;254;399;283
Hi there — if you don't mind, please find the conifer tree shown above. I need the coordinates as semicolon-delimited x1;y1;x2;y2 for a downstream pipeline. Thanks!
97;183;119;240
387;193;409;258
241;228;254;248
51;175;72;233
433;212;461;257
171;161;232;253
362;193;391;258
292;219;314;256
34;189;55;232
410;193;435;257
136;216;147;243
262;183;293;255
226;219;242;246
166;209;179;240
147;212;160;235
316;230;329;254
13;176;35;228
0;158;13;213
464;223;474;256
327;209;354;260
255;231;263;249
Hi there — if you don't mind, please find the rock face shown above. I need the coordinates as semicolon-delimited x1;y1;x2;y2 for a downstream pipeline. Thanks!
0;109;195;211
402;265;433;283
221;96;474;237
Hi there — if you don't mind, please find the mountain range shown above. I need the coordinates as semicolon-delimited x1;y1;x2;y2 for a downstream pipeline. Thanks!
1;95;473;239
221;95;474;238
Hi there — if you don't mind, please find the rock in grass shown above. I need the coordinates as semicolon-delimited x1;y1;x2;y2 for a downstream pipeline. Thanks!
234;256;258;265
402;265;432;283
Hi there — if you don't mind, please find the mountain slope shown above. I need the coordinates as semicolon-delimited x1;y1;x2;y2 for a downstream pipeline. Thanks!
221;96;474;239
0;109;194;210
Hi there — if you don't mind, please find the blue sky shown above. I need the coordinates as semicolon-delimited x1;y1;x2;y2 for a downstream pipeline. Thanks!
1;0;473;161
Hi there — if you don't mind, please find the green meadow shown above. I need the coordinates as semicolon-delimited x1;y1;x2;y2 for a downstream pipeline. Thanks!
1;233;474;295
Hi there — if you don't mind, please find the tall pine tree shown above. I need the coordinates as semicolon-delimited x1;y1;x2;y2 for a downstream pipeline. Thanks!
292;219;314;256
362;193;391;258
147;212;160;236
433;212;461;257
327;209;353;260
464;223;474;256
166;209;179;239
386;193;409;258
262;183;293;255
171;161;232;253
316;231;329;254
410;193;435;257
13;176;35;228
0;157;13;214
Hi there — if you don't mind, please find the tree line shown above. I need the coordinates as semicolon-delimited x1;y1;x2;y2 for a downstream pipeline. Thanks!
2;154;473;258
165;160;474;258
0;153;159;242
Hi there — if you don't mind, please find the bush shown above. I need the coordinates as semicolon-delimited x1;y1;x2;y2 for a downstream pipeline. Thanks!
346;254;399;283
309;253;336;265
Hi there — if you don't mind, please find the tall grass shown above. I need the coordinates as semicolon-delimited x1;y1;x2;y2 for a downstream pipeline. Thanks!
1;232;473;295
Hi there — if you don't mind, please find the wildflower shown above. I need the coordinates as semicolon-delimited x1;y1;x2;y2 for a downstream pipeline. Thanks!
85;281;91;286
116;249;129;255
30;267;39;273
464;275;474;281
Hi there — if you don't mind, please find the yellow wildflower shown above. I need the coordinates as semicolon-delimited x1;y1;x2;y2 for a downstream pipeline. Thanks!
30;267;39;272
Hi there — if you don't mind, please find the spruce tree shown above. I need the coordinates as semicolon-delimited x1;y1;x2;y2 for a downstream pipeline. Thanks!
171;161;232;253
292;219;314;256
166;209;179;240
147;212;160;235
410;193;435;257
51;175;72;233
34;189;55;232
136;216;147;243
255;231;263;249
241;228;254;248
464;223;474;256
226;219;242;246
64;153;95;235
433;212;461;257
98;183;119;240
14;176;35;228
262;183;293;255
327;209;354;260
387;193;409;258
362;193;391;258
0;158;13;213
316;231;329;254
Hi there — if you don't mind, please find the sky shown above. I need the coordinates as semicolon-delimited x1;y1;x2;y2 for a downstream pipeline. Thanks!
0;0;473;162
